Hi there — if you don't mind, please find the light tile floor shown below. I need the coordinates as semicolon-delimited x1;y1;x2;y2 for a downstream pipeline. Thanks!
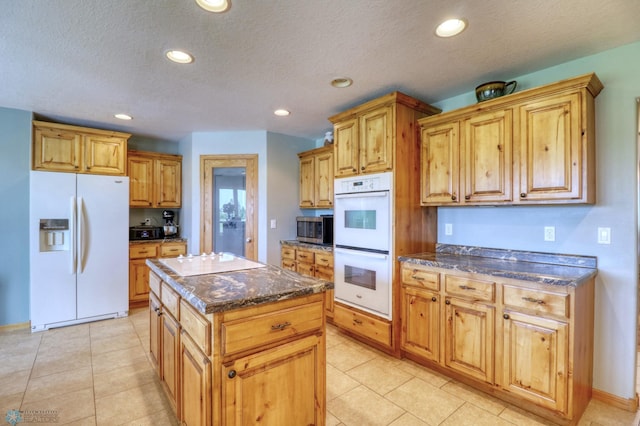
0;309;638;425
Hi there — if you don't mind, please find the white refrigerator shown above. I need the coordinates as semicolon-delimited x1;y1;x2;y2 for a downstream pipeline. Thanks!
30;171;129;331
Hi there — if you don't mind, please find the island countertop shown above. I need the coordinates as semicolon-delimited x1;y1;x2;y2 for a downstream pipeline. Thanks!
146;258;333;315
399;244;597;287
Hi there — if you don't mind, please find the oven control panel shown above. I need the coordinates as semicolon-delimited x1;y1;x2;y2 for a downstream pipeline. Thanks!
335;171;392;194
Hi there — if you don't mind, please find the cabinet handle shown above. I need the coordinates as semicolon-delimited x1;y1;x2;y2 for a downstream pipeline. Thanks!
139;250;148;254
503;313;510;320
299;254;307;258
520;193;527;198
445;300;451;305
353;319;363;325
228;370;236;379
431;297;437;302
361;166;365;170
522;296;545;305
464;195;471;200
458;285;476;291
411;275;424;281
451;195;457;201
270;321;291;331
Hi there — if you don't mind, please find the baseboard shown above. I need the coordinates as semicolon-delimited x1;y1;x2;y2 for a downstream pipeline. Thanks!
0;321;30;332
592;388;639;412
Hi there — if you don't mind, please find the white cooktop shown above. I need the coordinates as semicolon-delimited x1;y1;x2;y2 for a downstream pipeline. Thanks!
159;253;265;277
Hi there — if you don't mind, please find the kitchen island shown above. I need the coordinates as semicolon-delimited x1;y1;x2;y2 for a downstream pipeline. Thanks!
398;244;596;425
146;257;333;426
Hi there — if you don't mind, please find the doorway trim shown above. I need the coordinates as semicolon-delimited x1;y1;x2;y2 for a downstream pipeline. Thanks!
200;155;259;260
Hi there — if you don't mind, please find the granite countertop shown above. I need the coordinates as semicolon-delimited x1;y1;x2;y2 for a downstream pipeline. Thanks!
130;237;187;245
146;258;333;315
280;240;333;252
399;244;597;287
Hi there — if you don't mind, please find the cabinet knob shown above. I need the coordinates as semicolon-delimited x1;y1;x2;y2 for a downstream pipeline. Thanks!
520;193;527;198
361;166;365;170
352;168;357;172
464;195;471;200
445;300;451;305
431;297;437;302
246;237;252;243
503;313;510;320
451;195;457;201
228;370;236;379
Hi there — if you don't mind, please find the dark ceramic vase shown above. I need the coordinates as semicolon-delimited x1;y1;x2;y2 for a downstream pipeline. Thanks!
475;80;517;102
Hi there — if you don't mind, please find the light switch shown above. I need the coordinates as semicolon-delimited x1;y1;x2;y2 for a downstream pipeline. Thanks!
597;227;611;244
270;219;277;229
445;223;453;236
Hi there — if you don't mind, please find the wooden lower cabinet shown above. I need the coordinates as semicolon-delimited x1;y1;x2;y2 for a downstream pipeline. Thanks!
399;262;594;425
149;271;326;426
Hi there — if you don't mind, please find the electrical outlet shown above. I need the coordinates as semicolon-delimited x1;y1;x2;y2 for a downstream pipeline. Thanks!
544;226;555;241
144;218;151;225
270;219;277;229
445;223;453;236
597;227;611;244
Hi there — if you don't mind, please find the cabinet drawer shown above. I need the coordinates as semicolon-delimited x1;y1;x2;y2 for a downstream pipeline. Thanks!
333;304;391;347
503;285;569;318
401;265;439;291
296;250;315;263
180;299;211;355
445;275;495;302
149;272;161;296
161;282;180;319
315;252;333;268
281;247;296;260
222;302;323;356
160;243;186;257
129;244;159;259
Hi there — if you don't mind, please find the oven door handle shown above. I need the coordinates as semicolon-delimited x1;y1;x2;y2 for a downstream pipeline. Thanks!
334;191;388;199
334;247;388;260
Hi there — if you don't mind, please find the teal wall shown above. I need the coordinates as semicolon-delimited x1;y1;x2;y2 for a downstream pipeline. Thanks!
434;41;640;399
0;107;32;325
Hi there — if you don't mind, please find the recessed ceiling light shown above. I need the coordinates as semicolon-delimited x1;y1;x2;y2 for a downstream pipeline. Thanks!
274;109;290;117
435;18;467;37
196;0;230;12
165;50;194;64
114;113;132;120
331;77;353;88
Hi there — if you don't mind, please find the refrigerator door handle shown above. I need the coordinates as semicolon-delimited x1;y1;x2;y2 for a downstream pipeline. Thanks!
78;196;85;273
70;196;77;274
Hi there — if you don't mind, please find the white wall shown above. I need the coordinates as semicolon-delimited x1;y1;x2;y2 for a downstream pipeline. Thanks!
433;41;640;399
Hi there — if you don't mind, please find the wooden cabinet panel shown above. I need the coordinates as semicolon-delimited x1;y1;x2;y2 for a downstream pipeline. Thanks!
281;247;295;260
299;155;315;208
444;275;495;302
161;310;181;416
401;285;440;362
296;248;315;264
359;105;393;174
298;146;333;208
420;121;459;204
334;118;359;177
503;285;569;318
401;265;439;291
333;303;391;347
130;242;185;309
161;282;181;319
149;291;162;374
129;259;151;304
181;331;212;426
281;259;296;271
222;334;323;426
128;155;154;207
128;150;182;208
444;297;495;383
33;120;129;175
129;243;159;259
501;310;568;412
160;242;187;258
156;158;182;207
180;299;211;356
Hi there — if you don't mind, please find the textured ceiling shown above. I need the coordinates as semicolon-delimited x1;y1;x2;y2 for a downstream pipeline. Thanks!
1;0;639;142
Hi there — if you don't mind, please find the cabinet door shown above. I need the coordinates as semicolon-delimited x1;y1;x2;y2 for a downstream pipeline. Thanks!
444;297;494;383
401;285;440;362
334;118;359;177
462;109;513;203
314;150;334;208
518;93;582;202
420;122;460;205
359;105;393;174
181;331;212;426
129;259;150;304
161;311;181;417
299;154;315;208
83;134;127;175
222;334;323;426
128;156;154;207
33;126;82;172
149;291;162;374
156;158;182;207
501;310;568;412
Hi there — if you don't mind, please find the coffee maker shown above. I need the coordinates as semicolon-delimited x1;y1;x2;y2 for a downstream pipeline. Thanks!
162;210;179;237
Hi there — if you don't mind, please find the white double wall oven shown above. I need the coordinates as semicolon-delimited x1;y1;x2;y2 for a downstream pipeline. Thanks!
333;172;393;319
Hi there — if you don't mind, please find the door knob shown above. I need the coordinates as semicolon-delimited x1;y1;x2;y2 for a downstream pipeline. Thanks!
246;237;252;243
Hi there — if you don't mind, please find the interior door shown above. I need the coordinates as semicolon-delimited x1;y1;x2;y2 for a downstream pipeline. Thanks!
201;155;258;260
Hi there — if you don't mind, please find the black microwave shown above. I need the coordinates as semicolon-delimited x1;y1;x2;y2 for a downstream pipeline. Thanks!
296;215;333;245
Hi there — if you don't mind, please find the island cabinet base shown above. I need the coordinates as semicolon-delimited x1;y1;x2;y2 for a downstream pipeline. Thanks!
399;261;595;426
148;270;327;426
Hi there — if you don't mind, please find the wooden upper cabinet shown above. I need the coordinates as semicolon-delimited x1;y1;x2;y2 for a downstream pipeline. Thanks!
128;150;182;208
33;120;129;175
330;92;441;178
418;73;602;206
298;145;333;209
